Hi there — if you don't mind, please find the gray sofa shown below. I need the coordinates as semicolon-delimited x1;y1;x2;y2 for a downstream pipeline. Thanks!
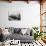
3;27;34;43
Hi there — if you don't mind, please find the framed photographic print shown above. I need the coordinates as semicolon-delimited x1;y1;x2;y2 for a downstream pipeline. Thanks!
8;11;21;21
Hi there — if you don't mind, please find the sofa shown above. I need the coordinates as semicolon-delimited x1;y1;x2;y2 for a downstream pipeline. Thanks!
7;27;34;43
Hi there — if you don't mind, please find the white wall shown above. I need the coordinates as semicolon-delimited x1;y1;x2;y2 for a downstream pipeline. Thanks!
0;1;40;28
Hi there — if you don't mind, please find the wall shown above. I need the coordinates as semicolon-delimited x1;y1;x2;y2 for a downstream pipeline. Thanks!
0;1;40;28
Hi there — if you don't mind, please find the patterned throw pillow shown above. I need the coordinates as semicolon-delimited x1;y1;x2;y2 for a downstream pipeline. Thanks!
14;28;21;34
8;27;14;34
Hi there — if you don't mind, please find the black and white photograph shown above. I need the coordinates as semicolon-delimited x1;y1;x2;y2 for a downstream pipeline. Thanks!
8;12;21;21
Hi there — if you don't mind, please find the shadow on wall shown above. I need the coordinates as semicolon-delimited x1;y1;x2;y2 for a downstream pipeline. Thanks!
0;28;3;42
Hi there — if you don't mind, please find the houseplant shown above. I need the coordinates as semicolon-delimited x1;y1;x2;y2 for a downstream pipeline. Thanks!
32;27;43;40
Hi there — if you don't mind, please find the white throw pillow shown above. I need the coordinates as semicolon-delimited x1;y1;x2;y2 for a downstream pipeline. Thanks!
21;29;27;35
2;28;10;36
